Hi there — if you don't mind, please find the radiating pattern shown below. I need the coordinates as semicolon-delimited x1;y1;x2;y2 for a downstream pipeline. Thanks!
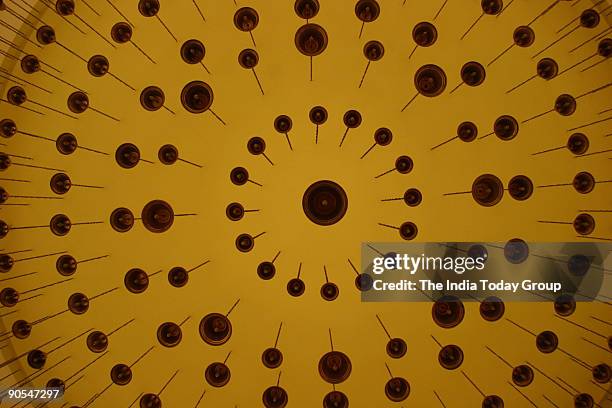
0;0;610;407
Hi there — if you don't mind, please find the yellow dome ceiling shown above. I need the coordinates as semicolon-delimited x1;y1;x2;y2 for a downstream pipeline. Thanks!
0;0;611;407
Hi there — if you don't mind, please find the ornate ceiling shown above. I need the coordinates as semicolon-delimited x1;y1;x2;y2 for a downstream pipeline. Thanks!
0;0;611;407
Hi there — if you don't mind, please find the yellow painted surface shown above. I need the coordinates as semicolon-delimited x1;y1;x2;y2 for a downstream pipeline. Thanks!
0;0;611;406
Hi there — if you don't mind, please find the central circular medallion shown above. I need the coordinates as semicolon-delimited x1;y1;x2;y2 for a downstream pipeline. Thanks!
302;180;348;226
